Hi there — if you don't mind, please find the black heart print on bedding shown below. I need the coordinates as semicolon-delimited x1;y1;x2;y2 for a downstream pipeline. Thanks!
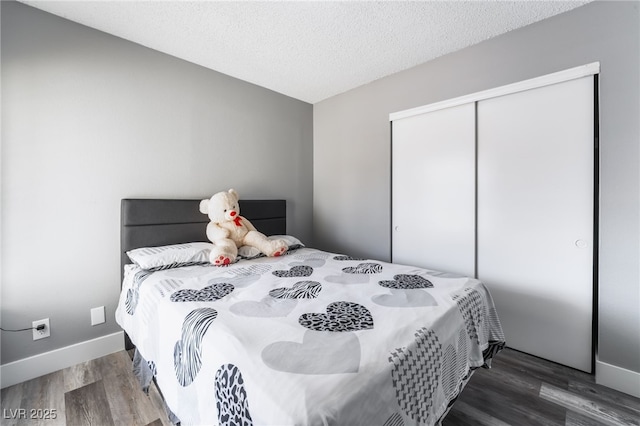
272;265;313;277
342;263;383;274
389;327;442;425
125;269;153;315
215;364;254;426
299;301;374;332
452;287;486;346
269;281;322;299
379;274;433;289
173;308;217;387
170;282;234;302
333;255;366;261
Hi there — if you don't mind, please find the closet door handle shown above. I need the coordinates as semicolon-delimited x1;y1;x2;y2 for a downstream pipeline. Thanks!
575;239;588;248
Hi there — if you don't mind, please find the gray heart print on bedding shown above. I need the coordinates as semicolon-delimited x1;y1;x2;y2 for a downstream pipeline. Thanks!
262;330;361;374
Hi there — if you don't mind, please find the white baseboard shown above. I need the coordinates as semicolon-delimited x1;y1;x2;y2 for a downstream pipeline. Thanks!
1;331;124;389
596;359;640;398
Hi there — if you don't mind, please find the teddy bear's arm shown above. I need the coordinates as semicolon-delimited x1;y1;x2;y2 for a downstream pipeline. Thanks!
206;222;230;241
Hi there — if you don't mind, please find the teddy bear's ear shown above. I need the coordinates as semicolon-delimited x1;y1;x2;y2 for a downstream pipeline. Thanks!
199;199;209;214
228;189;239;201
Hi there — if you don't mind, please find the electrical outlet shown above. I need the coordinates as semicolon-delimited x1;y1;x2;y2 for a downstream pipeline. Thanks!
32;318;50;340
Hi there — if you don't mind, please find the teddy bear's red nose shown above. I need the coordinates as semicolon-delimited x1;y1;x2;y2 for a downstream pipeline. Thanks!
230;211;237;217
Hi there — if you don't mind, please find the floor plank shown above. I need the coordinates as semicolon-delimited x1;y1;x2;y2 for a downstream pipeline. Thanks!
540;382;640;426
565;411;618;426
568;378;640;417
19;371;66;426
444;348;640;426
64;381;115;426
0;351;171;426
1;382;24;426
101;360;163;425
445;400;512;426
63;360;102;394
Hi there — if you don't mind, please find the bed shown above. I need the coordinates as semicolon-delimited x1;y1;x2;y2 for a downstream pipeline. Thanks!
116;198;505;426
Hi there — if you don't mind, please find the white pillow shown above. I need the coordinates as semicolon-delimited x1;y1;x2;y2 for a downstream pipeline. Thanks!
238;235;305;259
127;242;213;270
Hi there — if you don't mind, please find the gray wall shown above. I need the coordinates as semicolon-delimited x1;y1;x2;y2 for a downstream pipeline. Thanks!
1;1;313;364
314;0;639;375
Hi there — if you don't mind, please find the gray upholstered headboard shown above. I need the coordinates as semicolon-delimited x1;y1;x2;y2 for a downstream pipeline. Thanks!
121;198;287;279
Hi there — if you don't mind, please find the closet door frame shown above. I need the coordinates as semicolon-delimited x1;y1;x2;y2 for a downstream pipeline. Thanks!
390;63;599;122
390;102;476;276
476;75;597;372
390;62;600;372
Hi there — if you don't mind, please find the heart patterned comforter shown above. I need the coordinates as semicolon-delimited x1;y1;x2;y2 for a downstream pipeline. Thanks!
116;247;505;426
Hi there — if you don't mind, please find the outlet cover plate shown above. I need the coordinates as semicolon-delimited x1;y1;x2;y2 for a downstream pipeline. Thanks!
91;306;106;326
33;318;50;340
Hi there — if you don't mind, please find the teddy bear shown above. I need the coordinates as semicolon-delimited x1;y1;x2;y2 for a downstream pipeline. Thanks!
199;189;288;265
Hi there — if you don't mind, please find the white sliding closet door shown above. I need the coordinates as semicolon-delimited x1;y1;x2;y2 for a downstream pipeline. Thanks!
477;76;594;372
392;103;475;277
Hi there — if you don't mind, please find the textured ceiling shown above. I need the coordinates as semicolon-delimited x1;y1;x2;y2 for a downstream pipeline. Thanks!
20;0;592;104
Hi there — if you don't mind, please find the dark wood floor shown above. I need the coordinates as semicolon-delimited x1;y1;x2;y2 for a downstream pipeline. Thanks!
1;350;170;426
444;349;640;426
1;348;638;425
